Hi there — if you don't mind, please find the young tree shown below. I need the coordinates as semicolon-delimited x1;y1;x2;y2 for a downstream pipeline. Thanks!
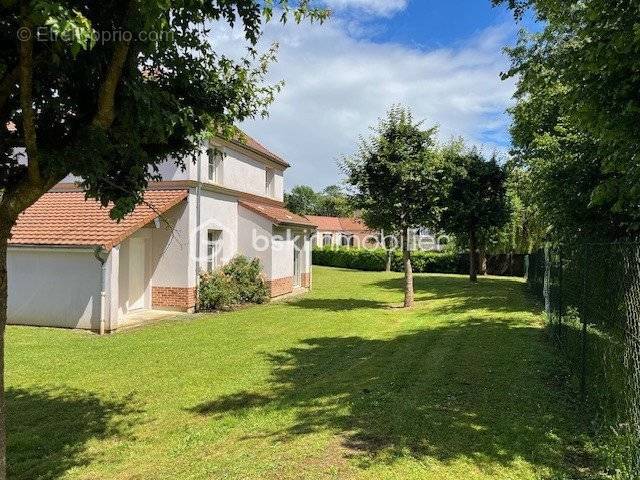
343;106;441;307
439;147;510;282
0;2;327;476
284;185;320;215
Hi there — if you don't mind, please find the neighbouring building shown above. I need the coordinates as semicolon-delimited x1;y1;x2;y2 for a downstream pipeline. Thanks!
7;132;315;332
307;215;377;248
307;217;445;252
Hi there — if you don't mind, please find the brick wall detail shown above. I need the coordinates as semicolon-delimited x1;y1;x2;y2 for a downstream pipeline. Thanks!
152;286;196;310
268;277;294;297
302;273;311;288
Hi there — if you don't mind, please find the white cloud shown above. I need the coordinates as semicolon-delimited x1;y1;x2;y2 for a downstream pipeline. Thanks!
212;18;516;190
322;0;408;17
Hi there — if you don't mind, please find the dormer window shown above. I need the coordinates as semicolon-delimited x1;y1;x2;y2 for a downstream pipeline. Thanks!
265;168;275;197
207;148;224;184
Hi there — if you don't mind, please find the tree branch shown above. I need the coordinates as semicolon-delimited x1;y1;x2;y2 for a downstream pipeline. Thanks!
92;40;131;129
18;2;40;185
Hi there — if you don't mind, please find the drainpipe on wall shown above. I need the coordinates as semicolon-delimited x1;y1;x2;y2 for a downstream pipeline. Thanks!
194;149;202;311
94;246;110;335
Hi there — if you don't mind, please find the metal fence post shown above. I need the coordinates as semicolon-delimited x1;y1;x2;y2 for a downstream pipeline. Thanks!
580;245;588;403
558;247;564;341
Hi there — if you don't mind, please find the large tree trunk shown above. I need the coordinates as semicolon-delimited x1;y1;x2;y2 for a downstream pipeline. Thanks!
0;228;8;480
469;230;478;283
402;227;414;307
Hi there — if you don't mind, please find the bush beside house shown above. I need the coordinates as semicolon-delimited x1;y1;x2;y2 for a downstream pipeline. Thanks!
198;256;269;311
312;247;525;276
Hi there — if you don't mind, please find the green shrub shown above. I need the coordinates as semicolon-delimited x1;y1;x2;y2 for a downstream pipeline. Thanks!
391;249;459;273
312;246;387;271
198;255;269;311
312;247;459;274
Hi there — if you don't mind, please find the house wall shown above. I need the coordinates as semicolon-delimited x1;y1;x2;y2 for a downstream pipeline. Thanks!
313;231;378;249
154;142;285;201
149;201;194;311
60;140;286;202
117;230;153;320
190;188;239;284
7;248;102;330
269;227;313;297
237;206;273;278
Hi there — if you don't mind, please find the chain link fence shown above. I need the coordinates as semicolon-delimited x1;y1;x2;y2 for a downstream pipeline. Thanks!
527;243;640;477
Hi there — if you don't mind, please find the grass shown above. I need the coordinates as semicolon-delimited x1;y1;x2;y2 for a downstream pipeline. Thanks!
7;267;584;479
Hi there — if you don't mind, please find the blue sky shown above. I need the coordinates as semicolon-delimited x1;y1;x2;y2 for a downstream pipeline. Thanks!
225;0;537;190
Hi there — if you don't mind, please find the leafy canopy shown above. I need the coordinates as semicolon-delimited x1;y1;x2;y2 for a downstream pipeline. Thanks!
0;0;328;223
342;105;442;235
437;144;510;245
285;184;354;217
495;0;640;236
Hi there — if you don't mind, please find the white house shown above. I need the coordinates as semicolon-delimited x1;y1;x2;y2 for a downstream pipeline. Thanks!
7;132;315;332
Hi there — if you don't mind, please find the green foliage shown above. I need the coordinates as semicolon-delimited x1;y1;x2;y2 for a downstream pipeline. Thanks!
342;105;442;235
0;0;328;221
312;247;459;274
284;185;319;215
437;143;510;249
496;0;640;235
312;246;387;271
284;184;354;217
493;161;548;254
198;255;268;311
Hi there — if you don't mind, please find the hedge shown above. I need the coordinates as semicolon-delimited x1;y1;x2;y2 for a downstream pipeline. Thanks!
312;247;459;274
312;247;526;276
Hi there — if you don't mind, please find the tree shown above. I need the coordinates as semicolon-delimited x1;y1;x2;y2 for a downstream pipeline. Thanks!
0;1;327;476
284;185;320;215
495;0;640;235
316;184;354;217
493;160;548;254
438;146;510;282
504;62;630;244
284;184;355;217
343;106;441;307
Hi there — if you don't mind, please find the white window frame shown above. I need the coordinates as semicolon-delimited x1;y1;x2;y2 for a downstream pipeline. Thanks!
207;148;224;184
341;234;354;247
265;168;275;197
207;229;223;272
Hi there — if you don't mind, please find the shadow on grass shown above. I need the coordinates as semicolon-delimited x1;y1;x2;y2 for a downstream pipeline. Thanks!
371;275;538;316
284;298;389;312
8;387;143;480
190;320;585;476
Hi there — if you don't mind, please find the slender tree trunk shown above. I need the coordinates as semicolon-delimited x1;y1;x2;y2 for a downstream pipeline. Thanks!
479;248;487;276
0;228;8;480
469;230;478;283
402;227;414;307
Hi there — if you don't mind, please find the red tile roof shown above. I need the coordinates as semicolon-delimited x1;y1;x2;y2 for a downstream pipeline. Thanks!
230;131;290;168
10;189;188;251
305;215;372;233
239;200;316;228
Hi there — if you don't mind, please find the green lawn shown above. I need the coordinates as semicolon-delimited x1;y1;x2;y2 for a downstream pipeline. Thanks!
7;267;581;479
